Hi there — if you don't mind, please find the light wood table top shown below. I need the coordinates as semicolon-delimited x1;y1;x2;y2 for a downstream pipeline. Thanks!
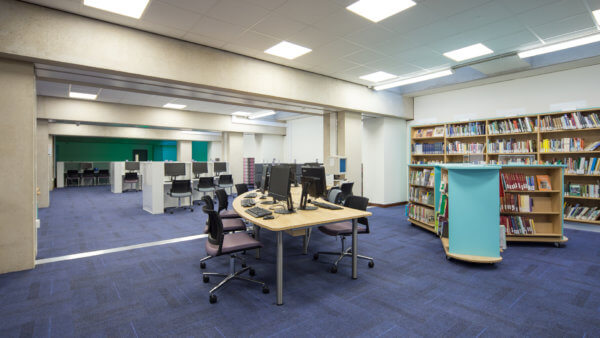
233;187;371;231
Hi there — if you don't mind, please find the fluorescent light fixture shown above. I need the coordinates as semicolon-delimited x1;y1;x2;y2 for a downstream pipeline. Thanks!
373;69;453;91
593;9;600;26
347;0;416;22
163;103;186;109
443;43;493;62
359;71;397;83
83;0;149;19
248;110;276;120
265;41;312;60
232;111;253;117
69;91;97;100
518;34;600;58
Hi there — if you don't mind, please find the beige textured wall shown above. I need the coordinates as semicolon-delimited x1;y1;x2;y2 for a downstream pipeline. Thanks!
226;133;244;185
339;112;363;196
0;58;36;273
177;141;192;162
36;119;50;208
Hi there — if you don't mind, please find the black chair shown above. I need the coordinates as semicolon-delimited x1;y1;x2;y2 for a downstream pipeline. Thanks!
123;172;139;192
66;170;80;186
165;180;193;214
218;174;234;194
97;169;110;185
199;195;247;269
339;182;354;203
195;177;215;203
201;205;269;303
313;196;374;273
82;169;95;186
215;189;239;219
235;183;249;196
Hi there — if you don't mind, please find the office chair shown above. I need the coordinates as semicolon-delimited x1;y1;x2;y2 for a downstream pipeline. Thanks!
218;174;234;195
82;169;95;186
339;182;354;203
201;205;269;303
215;189;240;219
195;177;215;203
235;183;249;196
327;188;343;205
97;169;110;185
165;180;193;214
123;172;139;192
66;170;80;186
313;195;374;273
199;195;247;269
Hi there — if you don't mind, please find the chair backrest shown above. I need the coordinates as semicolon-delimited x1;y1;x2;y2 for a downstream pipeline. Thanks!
219;174;233;185
124;172;138;180
202;205;224;255
340;182;354;196
83;169;94;176
327;188;343;204
171;180;192;194
99;169;109;176
67;170;79;177
198;177;214;189
344;195;370;232
235;183;248;195
215;189;229;213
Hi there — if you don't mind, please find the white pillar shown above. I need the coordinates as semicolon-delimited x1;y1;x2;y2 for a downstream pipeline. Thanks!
226;132;243;184
36;119;50;208
177;140;192;162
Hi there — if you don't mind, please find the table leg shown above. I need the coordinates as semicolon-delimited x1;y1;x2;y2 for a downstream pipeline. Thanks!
302;228;311;255
352;218;357;280
253;225;261;259
277;231;283;305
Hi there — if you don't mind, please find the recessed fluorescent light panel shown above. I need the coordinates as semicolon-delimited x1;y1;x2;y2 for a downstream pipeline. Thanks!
264;41;312;60
518;33;600;58
163;103;186;109
593;9;600;26
69;91;97;100
83;0;150;19
347;0;416;23
248;110;276;120
232;111;253;117
359;71;397;83
374;69;453;91
443;43;493;62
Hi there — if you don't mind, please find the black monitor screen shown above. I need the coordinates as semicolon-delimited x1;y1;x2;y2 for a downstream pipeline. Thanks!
165;162;186;177
301;166;327;199
269;165;291;202
125;161;139;171
80;162;93;170
260;165;270;193
193;162;208;174
214;162;227;173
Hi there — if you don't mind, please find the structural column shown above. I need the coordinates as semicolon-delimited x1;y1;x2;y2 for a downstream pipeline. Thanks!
36;119;50;208
225;132;243;184
0;58;36;273
177;140;192;162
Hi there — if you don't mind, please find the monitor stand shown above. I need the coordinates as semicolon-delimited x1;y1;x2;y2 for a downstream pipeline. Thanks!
261;196;275;205
299;180;317;211
274;195;295;214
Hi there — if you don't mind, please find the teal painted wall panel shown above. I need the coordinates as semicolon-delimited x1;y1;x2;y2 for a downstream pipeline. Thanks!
56;136;178;162
192;141;208;161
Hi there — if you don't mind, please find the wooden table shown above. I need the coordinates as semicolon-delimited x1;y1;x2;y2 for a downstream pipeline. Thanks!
233;187;372;305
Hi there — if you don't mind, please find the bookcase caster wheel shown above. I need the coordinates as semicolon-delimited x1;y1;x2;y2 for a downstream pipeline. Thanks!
200;262;206;269
203;275;209;283
554;242;562;248
445;255;451;261
368;261;374;268
329;265;338;273
190;208;194;212
209;294;217;304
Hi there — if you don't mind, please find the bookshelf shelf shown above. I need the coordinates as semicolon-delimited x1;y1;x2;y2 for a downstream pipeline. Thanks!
445;135;486;139
488;131;538;137
540;127;600;134
501;211;561;215
564;195;600;200
488;152;536;156
540;151;600;155
565;218;600;225
446;152;485;155
408;218;435;231
409;200;435;208
505;190;561;193
413;136;445;140
409;184;434;189
564;174;600;177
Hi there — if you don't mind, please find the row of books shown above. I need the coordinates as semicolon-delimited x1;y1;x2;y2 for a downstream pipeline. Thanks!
446;122;485;137
409;187;434;205
500;173;545;191
414;126;445;138
540;138;585;152
411;160;444;165
501;193;533;213
501;216;536;235
413;142;444;154
446;142;484;154
544;157;600;175
564;203;600;221
539;112;600;131
565;182;600;198
489;157;537;165
487;139;536;153
487;117;536;134
408;204;435;225
409;168;434;187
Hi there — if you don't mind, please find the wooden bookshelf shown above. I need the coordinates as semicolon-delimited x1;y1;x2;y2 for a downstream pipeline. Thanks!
407;165;437;233
410;108;600;225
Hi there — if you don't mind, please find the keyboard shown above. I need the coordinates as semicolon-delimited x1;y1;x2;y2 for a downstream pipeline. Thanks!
241;199;256;207
311;201;343;210
245;193;257;198
246;206;273;218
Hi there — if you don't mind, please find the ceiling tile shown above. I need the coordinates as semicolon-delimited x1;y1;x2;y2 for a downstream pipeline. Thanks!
206;0;270;28
311;8;370;36
378;4;441;34
251;13;307;41
420;0;494;18
228;31;280;52
483;30;539;53
288;26;338;49
189;16;246;42
312;58;360;74
274;0;343;25
136;20;187;39
343;49;385;65
163;0;219;14
500;0;561;14
516;0;588;28
588;0;600;10
344;24;396;49
182;32;227;49
297;39;362;65
244;0;288;10
530;13;596;41
24;0;82;13
365;58;422;75
142;1;202;31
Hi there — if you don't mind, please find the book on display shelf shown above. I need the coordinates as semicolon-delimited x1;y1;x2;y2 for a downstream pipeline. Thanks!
540;111;600;131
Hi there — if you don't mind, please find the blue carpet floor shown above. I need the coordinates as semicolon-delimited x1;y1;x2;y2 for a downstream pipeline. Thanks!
1;187;599;336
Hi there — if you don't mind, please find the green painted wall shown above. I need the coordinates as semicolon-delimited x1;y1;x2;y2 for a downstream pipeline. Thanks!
56;136;180;162
192;141;209;161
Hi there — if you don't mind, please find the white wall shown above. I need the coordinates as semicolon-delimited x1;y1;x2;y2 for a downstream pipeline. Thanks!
243;133;284;163
208;142;222;161
284;116;324;164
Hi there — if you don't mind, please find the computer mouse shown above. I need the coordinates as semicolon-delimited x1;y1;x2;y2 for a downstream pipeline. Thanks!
264;215;274;220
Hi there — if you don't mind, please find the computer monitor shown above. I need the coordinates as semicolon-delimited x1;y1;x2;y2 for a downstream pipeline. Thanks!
304;162;322;167
125;161;139;171
269;165;294;214
192;162;208;177
80;162;93;170
165;162;186;180
214;162;227;173
259;165;270;194
299;166;327;210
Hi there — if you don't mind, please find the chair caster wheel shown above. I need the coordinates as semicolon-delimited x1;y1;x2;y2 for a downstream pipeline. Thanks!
170;211;174;214
209;294;217;304
203;275;209;283
329;265;337;273
242;263;247;268
190;209;194;212
262;286;269;294
368;261;374;268
200;262;206;269
313;253;319;260
249;268;256;276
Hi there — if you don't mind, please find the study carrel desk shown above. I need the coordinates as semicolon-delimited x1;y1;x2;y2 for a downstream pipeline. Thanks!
233;187;372;305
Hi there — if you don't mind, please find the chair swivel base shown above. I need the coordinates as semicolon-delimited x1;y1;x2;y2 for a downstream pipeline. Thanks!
313;248;374;273
202;254;269;303
199;253;247;270
164;205;194;214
